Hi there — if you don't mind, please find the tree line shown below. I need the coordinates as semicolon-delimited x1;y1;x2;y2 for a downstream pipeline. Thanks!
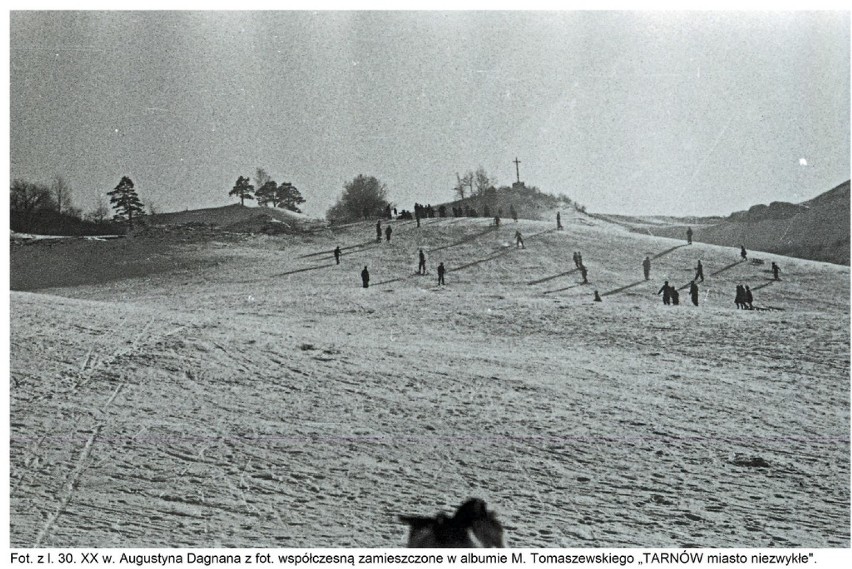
10;175;146;236
228;167;306;212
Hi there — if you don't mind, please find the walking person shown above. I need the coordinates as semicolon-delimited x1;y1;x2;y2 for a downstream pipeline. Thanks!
376;220;382;243
515;230;525;249
334;246;341;265
744;285;754;310
689;281;699;306
694;260;704;283
437;262;446;286
642;256;651;280
361;266;370;288
740;245;748;261
418;249;426;275
671;287;680;305
686;226;693;245
658;281;672;305
772;262;781;280
385;225;392;242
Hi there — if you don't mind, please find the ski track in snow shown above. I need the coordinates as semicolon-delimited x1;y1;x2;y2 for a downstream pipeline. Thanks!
9;215;850;548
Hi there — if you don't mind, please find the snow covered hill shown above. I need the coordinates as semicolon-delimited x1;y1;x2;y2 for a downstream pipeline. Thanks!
9;212;850;548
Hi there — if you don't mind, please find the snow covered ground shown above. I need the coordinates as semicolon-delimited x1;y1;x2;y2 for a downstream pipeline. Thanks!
9;211;850;548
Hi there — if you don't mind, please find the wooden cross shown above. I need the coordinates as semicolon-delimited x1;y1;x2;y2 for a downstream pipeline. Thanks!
513;157;521;184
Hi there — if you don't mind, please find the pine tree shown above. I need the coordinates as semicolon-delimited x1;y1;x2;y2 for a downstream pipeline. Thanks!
276;182;305;213
108;176;145;227
255;180;278;207
229;176;255;206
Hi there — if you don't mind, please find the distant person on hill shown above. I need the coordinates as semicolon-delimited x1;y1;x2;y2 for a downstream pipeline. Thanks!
594;290;602;302
740;245;748;261
437;262;446;286
643;256;651;280
334;246;341;265
494;215;500;227
580;265;588;284
689;281;699;306
671;287;680;305
577;252;583;268
376;220;382;243
658;281;672;305
744;285;754;309
686;227;693;245
361;266;370;288
772;262;781;280
418;249;426;275
515;231;525;249
694;260;704;283
557;212;563;230
393;207;398;217
385;225;393;242
415;210;421;227
735;284;745;309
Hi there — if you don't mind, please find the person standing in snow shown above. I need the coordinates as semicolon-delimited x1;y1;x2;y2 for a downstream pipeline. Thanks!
686;227;693;245
385;225;392;242
515;231;525;249
772;262;781;280
671;287;680;305
418;249;426;275
643;256;651;280
557;212;563;230
689;281;699;306
334;246;341;265
376;220;382;243
740;245;748;261
580;264;588;284
361;266;370;288
658;281;672;305
744;285;754;309
594;290;602;302
437;262;446;286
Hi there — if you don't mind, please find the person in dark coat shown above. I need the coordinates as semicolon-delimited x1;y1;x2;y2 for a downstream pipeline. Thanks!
689;281;699;306
735;284;745;309
740;245;748;261
671;287;680;305
376;220;382;243
577;252;583;268
580;265;588;284
686;226;693;245
557;212;563;230
361;266;370;288
594;290;602;302
437;262;446;286
334;246;341;265
643;256;651;280
385;225;392;242
494;215;500;227
515;231;524;249
418;249;426;275
658;281;672;305
415;211;421;227
694;260;704;282
744;285;753;309
772;262;780;280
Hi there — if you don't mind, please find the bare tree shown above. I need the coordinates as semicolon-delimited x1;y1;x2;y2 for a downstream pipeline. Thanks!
454;171;473;200
254;167;272;191
51;175;73;216
87;194;110;224
474;166;494;197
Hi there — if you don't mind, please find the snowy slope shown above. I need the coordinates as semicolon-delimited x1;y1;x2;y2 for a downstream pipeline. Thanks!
9;213;850;548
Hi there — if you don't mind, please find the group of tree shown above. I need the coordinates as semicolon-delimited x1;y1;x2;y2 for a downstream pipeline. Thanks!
453;166;496;200
228;167;306;213
326;174;390;223
10;175;150;236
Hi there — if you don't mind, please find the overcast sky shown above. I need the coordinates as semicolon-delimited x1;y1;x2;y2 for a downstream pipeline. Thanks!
9;11;850;218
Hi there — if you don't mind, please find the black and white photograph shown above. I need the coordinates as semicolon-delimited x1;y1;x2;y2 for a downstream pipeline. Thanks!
6;7;850;551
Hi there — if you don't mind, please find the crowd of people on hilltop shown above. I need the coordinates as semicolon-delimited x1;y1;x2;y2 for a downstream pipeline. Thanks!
336;210;782;310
